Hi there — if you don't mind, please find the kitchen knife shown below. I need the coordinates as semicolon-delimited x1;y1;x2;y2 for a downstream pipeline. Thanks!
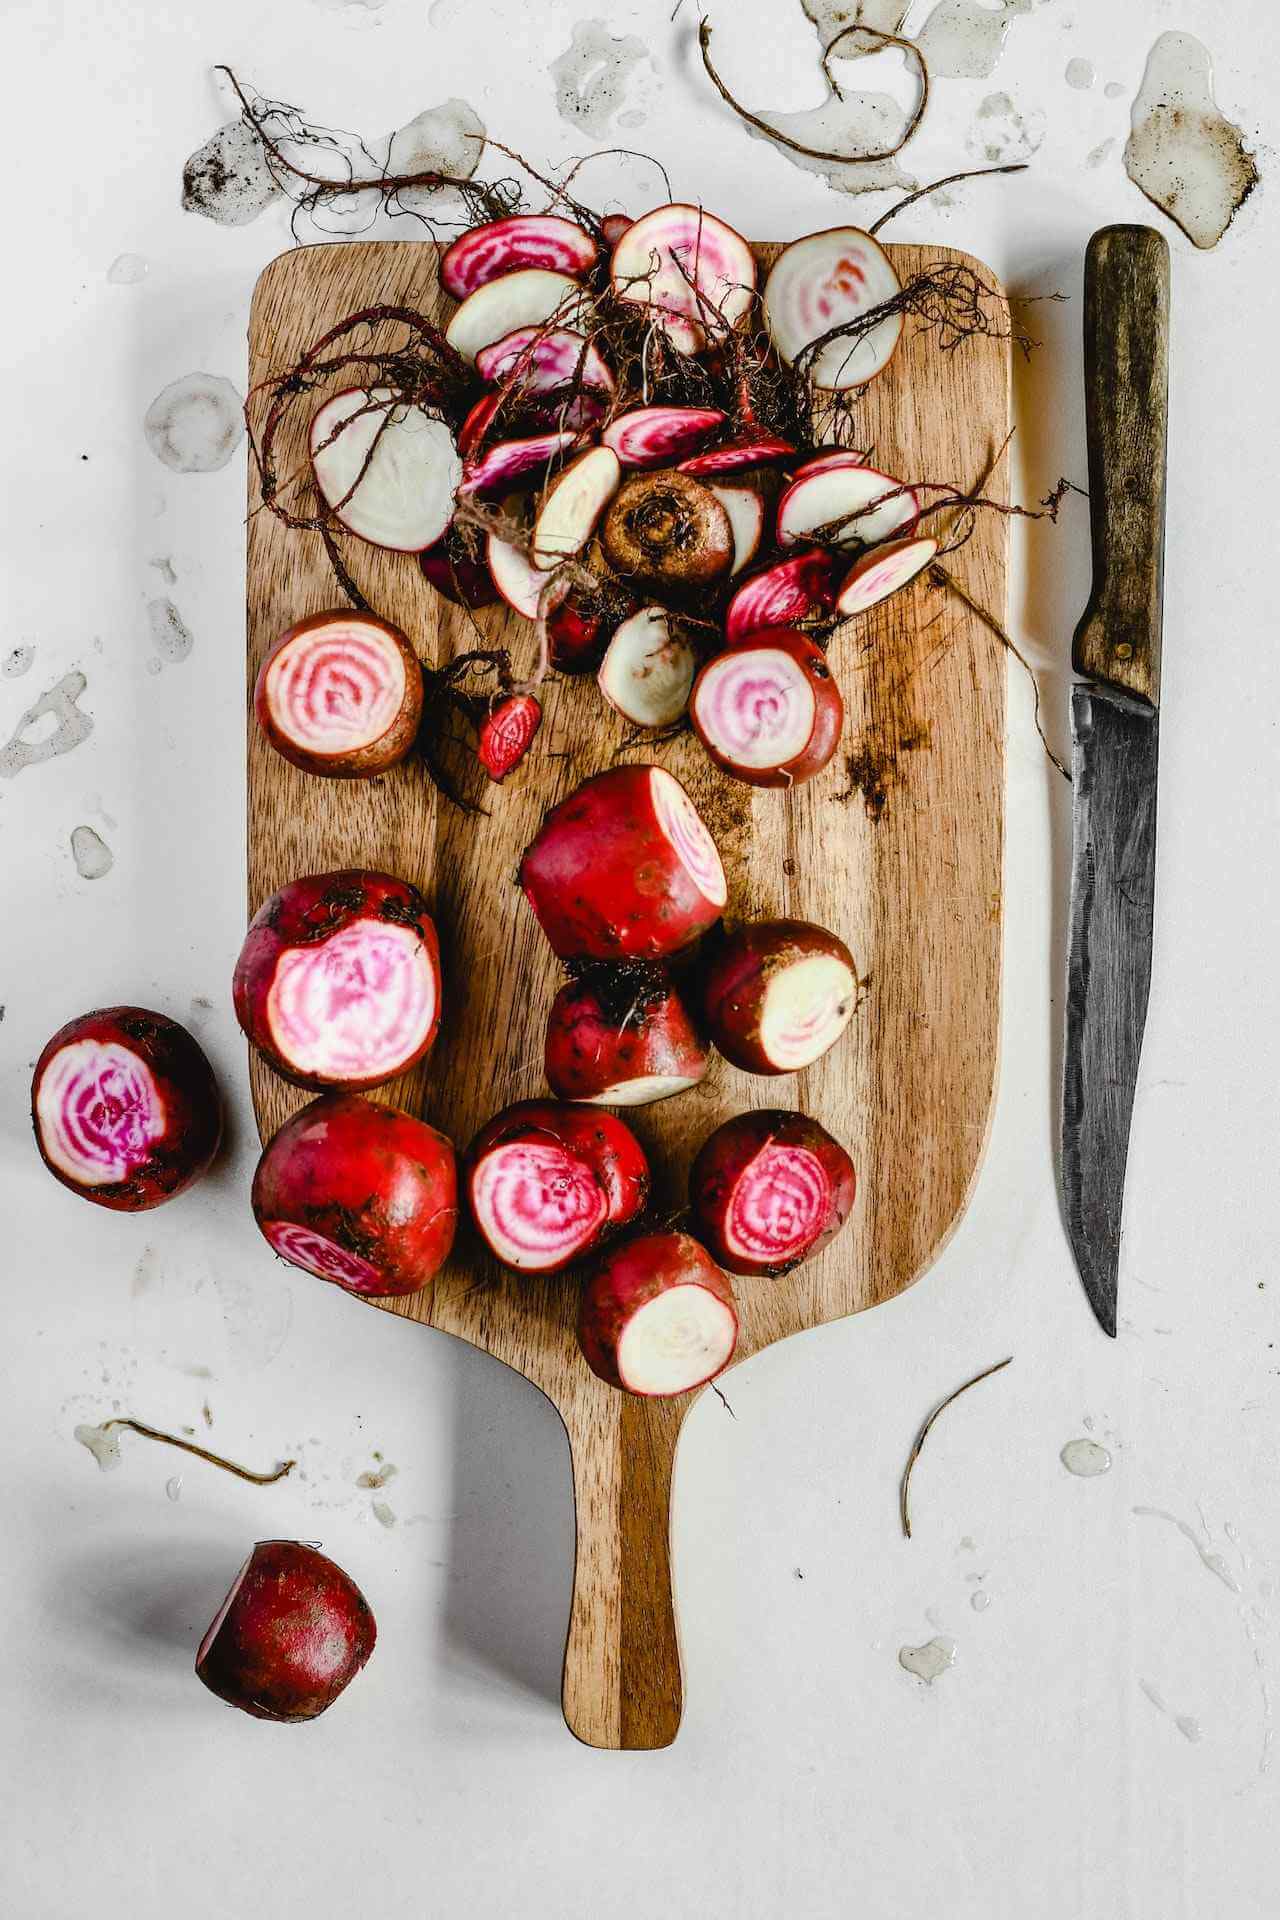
1061;224;1170;1337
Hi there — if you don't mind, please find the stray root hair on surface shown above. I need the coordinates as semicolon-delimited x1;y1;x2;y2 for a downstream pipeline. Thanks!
899;1357;1012;1539
84;1416;296;1485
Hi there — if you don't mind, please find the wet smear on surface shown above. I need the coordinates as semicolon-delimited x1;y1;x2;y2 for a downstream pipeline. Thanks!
371;1498;398;1529
1087;138;1116;169
384;99;486;213
971;1589;991;1612
1105;80;1126;101
183;118;284;227
748;90;914;198
1065;57;1095;91
70;825;113;880
3;646;34;678
551;20;651;136
144;374;244;474
1061;1437;1112;1477
1140;1678;1203;1743
916;0;1032;82
801;0;910;45
75;1422;124;1472
428;0;466;22
146;598;194;664
899;1635;957;1683
107;253;148;285
967;91;1046;164
1124;32;1259;249
150;556;178;587
0;672;93;780
357;1461;398;1490
165;1474;184;1503
1133;1507;1242;1594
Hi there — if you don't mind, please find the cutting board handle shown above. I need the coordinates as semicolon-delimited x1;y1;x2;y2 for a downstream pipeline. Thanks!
561;1394;686;1750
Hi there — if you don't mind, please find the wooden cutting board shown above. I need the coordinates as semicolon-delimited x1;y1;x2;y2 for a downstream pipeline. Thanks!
245;238;1009;1749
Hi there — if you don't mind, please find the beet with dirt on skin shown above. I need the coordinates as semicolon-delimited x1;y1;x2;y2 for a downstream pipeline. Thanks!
234;870;442;1092
465;1100;649;1273
477;693;542;782
578;1230;738;1396
701;919;859;1075
689;1109;855;1277
691;630;844;788
31;1006;221;1211
196;1541;376;1722
599;468;734;599
520;764;727;960
253;1092;457;1297
255;610;425;778
544;963;709;1106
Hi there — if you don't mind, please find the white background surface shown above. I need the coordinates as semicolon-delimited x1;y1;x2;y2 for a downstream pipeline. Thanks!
2;1;1277;1914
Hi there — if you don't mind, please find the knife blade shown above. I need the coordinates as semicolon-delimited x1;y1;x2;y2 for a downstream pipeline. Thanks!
1061;224;1170;1337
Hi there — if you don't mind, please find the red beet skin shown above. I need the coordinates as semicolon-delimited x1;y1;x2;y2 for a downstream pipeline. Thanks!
520;765;727;960
544;963;709;1105
31;1007;221;1211
689;1110;855;1277
577;1231;739;1395
234;870;442;1092
253;1093;458;1297
701;919;859;1074
465;1100;649;1273
691;630;844;788
195;1541;376;1722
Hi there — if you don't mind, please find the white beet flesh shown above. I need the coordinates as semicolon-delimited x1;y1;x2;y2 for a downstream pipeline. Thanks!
777;462;918;552
758;952;858;1070
692;646;816;771
265;919;438;1082
444;270;591;364
310;388;460;552
582;1072;702;1108
709;484;765;577
835;536;939;616
616;1283;738;1394
532;446;621;568
763;228;903;388
650;767;728;908
487;523;546;618
263;616;406;756
611;204;756;354
597;607;696;728
470;1140;606;1270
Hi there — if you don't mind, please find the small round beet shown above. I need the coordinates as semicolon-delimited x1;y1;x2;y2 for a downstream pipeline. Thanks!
599;469;734;598
544;962;709;1105
255;611;424;779
31;1007;221;1211
253;1092;458;1297
689;1109;855;1277
702;919;859;1074
234;870;441;1092
691;631;844;788
465;1100;649;1273
578;1231;738;1396
196;1541;376;1722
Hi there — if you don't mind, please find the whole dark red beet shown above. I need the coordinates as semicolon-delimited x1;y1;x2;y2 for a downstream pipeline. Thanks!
196;1541;376;1722
253;1092;458;1297
31;1006;221;1211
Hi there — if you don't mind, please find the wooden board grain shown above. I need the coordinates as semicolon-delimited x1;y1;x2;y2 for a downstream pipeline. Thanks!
246;239;1010;1749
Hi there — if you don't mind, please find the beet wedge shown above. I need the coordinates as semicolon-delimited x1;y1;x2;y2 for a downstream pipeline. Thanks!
465;1101;649;1273
689;1110;855;1277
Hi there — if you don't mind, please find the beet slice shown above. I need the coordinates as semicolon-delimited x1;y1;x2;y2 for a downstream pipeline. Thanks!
460;428;577;497
835;535;939;616
234;870;441;1092
678;436;797;477
689;1110;855;1277
531;445;621;568
465;1100;649;1272
253;1093;457;1297
578;1231;738;1395
254;611;423;778
444;269;591;365
691;632;844;787
597;606;696;728
441;214;599;300
546;582;618;673
611;204;756;354
545;962;709;1106
487;519;546;619
310;387;460;553
31;1007;221;1210
599;468;734;597
601;405;727;469
456;390;503;457
196;1542;376;1722
477;692;542;781
702;919;858;1074
762;227;903;389
709;481;765;577
776;461;919;551
475;327;613;407
419;532;500;608
724;550;837;643
520;764;726;959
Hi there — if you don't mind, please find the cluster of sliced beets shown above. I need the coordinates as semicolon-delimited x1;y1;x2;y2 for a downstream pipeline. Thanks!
267;205;939;792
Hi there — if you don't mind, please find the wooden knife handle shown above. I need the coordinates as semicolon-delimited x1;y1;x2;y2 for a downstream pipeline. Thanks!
1073;224;1170;706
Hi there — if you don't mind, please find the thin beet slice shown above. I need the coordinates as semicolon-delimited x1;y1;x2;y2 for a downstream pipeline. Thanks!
544;962;709;1105
690;1110;855;1277
253;1093;457;1297
708;482;765;577
611;204;756;354
691;631;843;788
776;461;919;551
475;327;613;403
578;1231;738;1395
419;533;500;608
444;269;591;365
597;606;696;728
234;871;441;1092
460;428;577;497
835;535;939;616
310;387;460;553
441;214;599;300
456;391;503;457
725;550;838;643
477;693;542;781
678;436;797;477
601;406;727;469
702;918;859;1074
763;227;903;389
531;445;621;568
31;1007;221;1211
465;1101;649;1272
254;611;423;778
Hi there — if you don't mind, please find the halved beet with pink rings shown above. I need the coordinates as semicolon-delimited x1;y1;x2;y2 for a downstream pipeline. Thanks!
255;611;424;779
31;1007;221;1211
441;214;599;300
724;550;837;644
702;919;859;1075
544;962;709;1106
602;406;727;470
578;1231;738;1396
234;871;441;1092
689;1109;855;1277
253;1093;457;1297
691;631;844;788
520;764;727;960
465;1100;649;1273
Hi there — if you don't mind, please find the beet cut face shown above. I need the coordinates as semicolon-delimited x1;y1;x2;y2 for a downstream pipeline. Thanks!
195;1541;376;1722
689;1110;856;1277
691;632;843;788
762;226;903;389
611;204;756;354
309;387;460;553
255;611;424;778
441;213;599;300
724;550;837;644
702;918;859;1075
465;1101;649;1273
577;1230;738;1396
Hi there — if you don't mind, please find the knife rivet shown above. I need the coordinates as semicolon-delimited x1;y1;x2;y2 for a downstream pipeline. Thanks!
1114;642;1133;659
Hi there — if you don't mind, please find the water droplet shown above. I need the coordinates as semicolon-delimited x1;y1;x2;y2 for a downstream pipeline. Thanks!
1124;31;1259;248
165;1474;183;1502
899;1635;957;1683
70;825;113;881
146;598;194;663
1065;57;1096;90
3;645;34;678
971;1589;991;1612
1061;1437;1112;1477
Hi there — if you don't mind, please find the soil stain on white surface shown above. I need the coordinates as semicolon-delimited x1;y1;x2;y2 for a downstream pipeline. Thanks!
967;90;1045;164
74;1421;124;1472
146;598;194;664
1087;138;1116;170
144;374;244;474
1124;31;1259;248
899;1635;957;1683
3;645;34;678
183;117;284;226
1061;1437;1112;1477
70;824;113;880
552;20;651;135
0;671;93;779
